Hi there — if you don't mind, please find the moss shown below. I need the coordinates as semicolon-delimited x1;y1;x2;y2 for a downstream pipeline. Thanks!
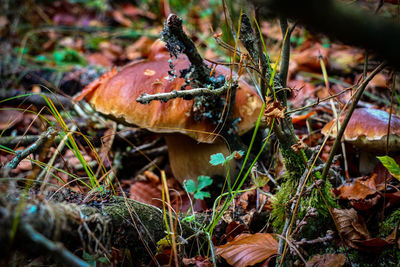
271;171;338;238
336;246;400;267
381;209;400;237
280;147;305;179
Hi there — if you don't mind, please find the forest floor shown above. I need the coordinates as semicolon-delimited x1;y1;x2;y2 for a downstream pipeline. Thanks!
0;0;399;266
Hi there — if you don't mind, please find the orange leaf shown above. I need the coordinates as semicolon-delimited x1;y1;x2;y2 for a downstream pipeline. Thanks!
334;174;377;201
291;111;317;125
215;233;278;267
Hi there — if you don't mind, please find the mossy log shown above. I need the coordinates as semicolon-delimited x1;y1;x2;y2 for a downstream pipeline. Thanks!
0;196;206;266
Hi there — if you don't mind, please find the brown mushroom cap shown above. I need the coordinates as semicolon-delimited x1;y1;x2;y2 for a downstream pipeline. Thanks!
75;42;262;144
321;108;400;152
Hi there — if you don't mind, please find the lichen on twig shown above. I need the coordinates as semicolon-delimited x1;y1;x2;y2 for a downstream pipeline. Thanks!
136;81;235;104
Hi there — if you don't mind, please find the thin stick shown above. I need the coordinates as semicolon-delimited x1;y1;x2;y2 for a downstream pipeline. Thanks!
136;83;233;104
5;127;57;169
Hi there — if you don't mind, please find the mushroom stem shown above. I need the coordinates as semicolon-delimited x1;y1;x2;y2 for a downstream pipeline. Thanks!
165;134;236;184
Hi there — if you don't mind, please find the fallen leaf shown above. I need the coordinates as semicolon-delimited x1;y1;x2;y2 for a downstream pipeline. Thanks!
215;233;278;267
287;79;317;108
291;111;317;125
334;175;377;201
306;253;346;267
222;221;248;243
129;180;163;207
182;256;213;267
98;41;124;61
328;45;364;73
86;53;113;68
384;191;400;208
264;97;285;125
11;157;33;174
111;10;133;27
292;43;329;72
291;139;306;153
121;3;157;20
332;208;370;249
350;196;380;211
125;36;154;60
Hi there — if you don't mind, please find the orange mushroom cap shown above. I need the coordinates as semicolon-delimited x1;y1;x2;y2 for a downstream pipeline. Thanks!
321;108;400;151
75;40;263;143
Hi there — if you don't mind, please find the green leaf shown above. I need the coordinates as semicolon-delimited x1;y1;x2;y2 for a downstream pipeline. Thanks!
183;179;196;193
194;191;211;200
377;156;400;181
98;257;109;264
209;153;226;166
197;175;213;191
182;214;196;222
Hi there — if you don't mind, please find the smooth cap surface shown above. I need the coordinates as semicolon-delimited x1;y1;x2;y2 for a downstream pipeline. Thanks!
321;108;400;151
76;41;263;143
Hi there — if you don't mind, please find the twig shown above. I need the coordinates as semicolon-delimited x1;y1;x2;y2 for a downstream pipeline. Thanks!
292;207;317;237
136;83;232;104
21;223;89;267
279;19;297;89
294;230;334;247
162;14;211;85
320;62;387;181
0;135;61;148
285;87;354;115
239;14;282;97
4;127;57;169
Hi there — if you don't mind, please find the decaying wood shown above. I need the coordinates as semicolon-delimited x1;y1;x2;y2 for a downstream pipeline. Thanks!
0;196;206;266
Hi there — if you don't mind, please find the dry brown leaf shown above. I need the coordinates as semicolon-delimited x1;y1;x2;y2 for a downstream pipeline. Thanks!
182;256;213;267
98;41;123;61
306;253;346;267
11;158;33;174
264;97;285;125
292;43;329;72
215;233;278;267
328;45;364;73
350;195;380;211
129;180;163;207
287;79;317;108
111;10;133;27
86;53;113;68
332;208;370;249
125;36;154;60
334;175;377;201
291;139;306;153
385;191;400;208
121;4;157;20
356;237;391;252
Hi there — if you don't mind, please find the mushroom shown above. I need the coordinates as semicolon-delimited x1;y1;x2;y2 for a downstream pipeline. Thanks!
75;40;263;184
321;108;400;174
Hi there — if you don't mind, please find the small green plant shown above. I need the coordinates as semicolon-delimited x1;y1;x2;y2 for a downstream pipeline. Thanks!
209;151;243;166
82;251;109;267
53;48;87;67
184;175;213;200
377;155;400;181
